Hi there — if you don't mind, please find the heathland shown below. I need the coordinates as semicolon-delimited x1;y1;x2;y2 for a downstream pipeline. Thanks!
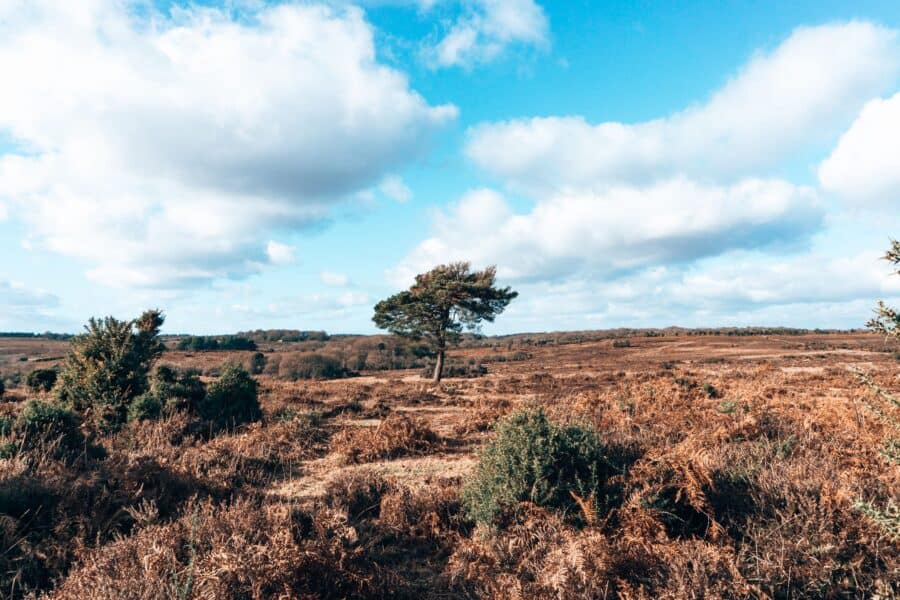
0;328;897;598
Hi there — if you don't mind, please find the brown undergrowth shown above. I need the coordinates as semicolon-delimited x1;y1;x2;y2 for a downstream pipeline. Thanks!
0;333;897;598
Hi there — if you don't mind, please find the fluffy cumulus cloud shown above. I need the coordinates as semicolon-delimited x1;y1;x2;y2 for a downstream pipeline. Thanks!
0;1;455;288
466;22;898;188
394;21;900;327
422;0;548;69
393;180;822;284
818;91;900;204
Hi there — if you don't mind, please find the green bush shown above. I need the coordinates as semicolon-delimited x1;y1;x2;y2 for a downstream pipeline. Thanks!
280;353;346;380
250;352;267;375
462;408;607;527
56;309;165;432
26;368;58;393
196;364;261;431
127;393;163;422
0;414;14;437
151;365;205;411
17;399;83;455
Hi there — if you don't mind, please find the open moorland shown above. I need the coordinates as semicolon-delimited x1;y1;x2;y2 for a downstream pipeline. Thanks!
0;330;898;598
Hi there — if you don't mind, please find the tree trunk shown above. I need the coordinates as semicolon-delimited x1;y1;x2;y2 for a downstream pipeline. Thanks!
432;348;445;383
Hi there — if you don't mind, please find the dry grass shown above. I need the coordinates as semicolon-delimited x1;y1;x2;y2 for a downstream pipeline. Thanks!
0;333;896;598
330;413;439;464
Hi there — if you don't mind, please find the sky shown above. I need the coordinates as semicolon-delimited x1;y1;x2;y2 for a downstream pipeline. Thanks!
1;0;899;335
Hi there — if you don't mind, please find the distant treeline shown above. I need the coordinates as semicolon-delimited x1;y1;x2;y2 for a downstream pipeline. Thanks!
174;336;258;352
0;332;73;340
236;329;330;343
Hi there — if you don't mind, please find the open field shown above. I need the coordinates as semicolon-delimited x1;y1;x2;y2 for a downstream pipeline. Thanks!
1;332;898;598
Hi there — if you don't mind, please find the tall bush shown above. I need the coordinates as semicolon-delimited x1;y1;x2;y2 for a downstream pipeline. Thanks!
56;310;165;431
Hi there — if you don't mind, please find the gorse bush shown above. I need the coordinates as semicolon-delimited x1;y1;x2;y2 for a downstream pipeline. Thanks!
127;393;163;423
197;364;261;431
17;399;84;456
151;365;206;412
56;310;165;431
462;408;608;527
26;368;58;393
250;351;267;375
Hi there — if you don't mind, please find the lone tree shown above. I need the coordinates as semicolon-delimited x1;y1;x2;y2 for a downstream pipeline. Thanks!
373;262;517;383
868;240;900;340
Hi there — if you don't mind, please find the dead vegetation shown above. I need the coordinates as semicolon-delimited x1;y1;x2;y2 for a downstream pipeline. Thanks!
0;332;897;598
330;413;439;464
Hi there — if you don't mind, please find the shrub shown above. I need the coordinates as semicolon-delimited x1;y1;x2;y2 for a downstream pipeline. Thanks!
612;339;631;348
0;378;4;400
127;393;163;422
0;414;13;437
462;408;607;527
151;365;205;411
250;351;267;375
280;353;346;380
26;368;58;393
702;383;720;398
17;399;83;455
196;364;261;431
56;309;165;431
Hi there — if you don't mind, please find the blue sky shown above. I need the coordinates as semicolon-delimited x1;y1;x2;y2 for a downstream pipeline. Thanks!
1;0;899;334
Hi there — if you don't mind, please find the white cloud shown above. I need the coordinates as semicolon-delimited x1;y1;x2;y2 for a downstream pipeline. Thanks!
379;175;413;203
0;1;456;288
819;91;900;204
266;241;297;266
481;249;900;331
392;180;822;284
320;271;351;287
466;22;899;189
423;0;548;69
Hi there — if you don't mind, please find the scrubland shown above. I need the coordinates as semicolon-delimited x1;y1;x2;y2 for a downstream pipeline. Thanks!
0;332;897;598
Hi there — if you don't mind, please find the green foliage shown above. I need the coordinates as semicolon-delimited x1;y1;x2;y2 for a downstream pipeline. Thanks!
703;383;720;398
0;378;4;400
0;414;14;437
462;408;607;527
868;240;900;340
612;339;631;348
196;364;261;431
250;352;267;375
151;365;206;411
280;354;346;380
127;393;163;422
373;262;517;381
56;309;165;431
26;368;58;393
17;399;83;455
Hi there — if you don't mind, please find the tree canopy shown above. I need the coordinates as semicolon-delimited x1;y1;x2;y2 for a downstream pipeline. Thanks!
373;262;517;382
868;240;900;340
